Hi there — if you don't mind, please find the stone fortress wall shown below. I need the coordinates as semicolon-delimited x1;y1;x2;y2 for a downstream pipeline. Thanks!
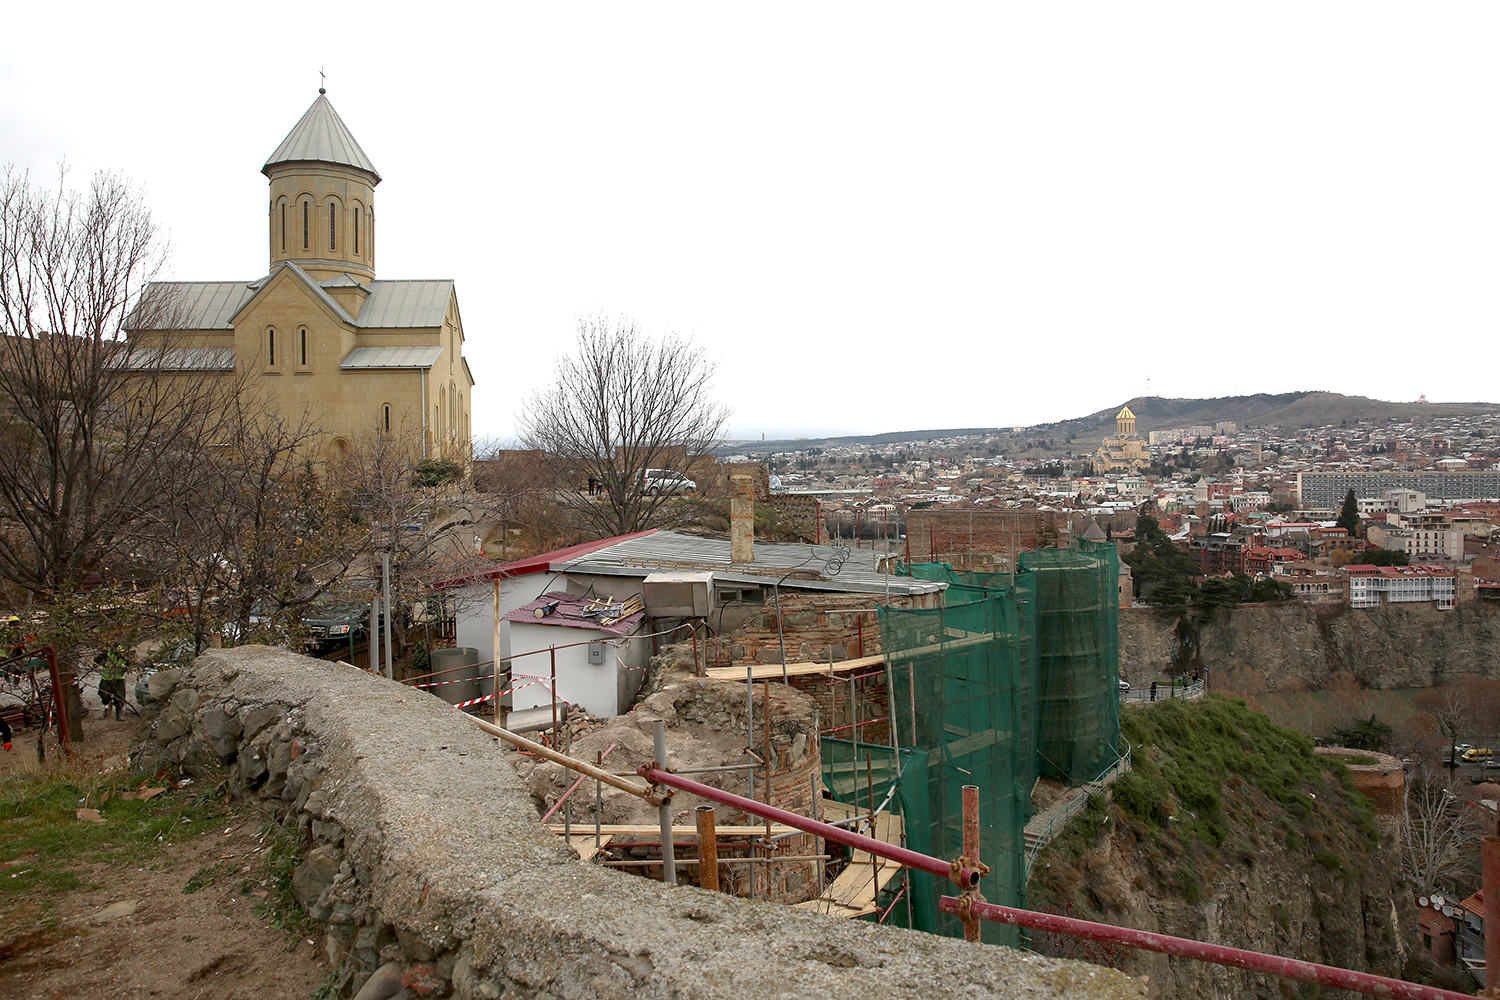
130;646;1143;1000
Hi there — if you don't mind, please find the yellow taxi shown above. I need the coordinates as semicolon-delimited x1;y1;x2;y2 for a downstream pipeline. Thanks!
1460;748;1493;762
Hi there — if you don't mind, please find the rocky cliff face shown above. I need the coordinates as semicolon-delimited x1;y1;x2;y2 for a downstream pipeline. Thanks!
1120;602;1500;692
1028;697;1416;1000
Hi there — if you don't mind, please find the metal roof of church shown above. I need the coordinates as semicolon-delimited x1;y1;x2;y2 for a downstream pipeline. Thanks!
356;280;454;327
130;276;452;331
262;93;381;182
340;345;443;369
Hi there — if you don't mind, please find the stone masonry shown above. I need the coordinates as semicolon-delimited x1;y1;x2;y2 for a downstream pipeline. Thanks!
130;646;1144;1000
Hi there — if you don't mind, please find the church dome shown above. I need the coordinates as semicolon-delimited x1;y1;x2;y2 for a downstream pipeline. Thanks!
262;92;381;183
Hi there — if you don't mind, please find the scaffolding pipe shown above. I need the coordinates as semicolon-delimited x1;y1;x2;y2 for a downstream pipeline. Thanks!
466;716;666;806
961;784;982;943
540;743;617;823
935;896;1477;1000
638;766;980;890
654;720;676;885
696;805;720;892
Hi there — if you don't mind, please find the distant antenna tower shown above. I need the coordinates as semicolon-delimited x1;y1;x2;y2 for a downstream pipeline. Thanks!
1145;374;1151;398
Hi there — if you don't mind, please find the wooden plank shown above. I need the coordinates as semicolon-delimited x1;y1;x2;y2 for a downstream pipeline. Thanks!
704;654;885;682
564;834;612;861
547;823;796;837
796;798;904;919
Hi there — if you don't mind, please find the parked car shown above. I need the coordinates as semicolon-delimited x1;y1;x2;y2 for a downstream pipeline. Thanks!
300;605;372;651
1118;679;1131;692
641;469;696;495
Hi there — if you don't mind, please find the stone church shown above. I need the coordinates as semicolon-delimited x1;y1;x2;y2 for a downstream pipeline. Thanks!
1095;405;1148;472
128;90;474;464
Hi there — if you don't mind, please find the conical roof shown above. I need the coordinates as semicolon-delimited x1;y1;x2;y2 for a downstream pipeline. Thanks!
262;92;381;182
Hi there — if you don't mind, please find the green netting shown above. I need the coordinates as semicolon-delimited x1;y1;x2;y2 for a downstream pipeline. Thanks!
1020;539;1123;783
879;588;1032;944
841;542;1121;943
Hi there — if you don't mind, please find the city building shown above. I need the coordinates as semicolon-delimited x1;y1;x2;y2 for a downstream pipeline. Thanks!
127;90;475;464
1297;472;1500;511
1340;564;1457;610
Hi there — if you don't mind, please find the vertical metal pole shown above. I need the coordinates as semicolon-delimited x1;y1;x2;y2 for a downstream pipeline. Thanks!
381;551;393;680
550;646;558;742
595;750;603;849
746;665;755;900
773;583;789;683
696;805;720;892
963;783;982;943
1484;835;1500;996
762;680;773;896
851;672;862;822
369;597;380;674
563;725;572;844
654;720;676;885
493;579;503;726
811;772;824;902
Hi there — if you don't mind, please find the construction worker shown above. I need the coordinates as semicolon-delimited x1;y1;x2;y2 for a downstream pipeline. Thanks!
95;645;129;721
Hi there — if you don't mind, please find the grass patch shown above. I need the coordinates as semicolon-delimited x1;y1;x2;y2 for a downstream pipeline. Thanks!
252;817;316;936
0;768;229;907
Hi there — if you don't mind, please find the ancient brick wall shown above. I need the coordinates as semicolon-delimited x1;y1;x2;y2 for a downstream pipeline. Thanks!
905;509;1052;568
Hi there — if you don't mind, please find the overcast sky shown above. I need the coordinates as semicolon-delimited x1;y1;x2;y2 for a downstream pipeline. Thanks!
3;4;1495;443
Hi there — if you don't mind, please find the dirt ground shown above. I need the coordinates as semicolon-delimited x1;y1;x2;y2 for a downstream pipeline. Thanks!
0;715;331;1000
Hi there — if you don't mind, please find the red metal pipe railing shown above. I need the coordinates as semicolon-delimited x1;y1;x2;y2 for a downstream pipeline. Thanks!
638;766;980;889
936;896;1476;1000
640;765;1472;1000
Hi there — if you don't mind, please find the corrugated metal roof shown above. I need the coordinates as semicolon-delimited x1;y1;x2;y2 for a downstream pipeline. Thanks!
556;530;946;596
122;346;237;371
128;282;257;330
262;94;381;181
341;345;443;369
357;280;454;328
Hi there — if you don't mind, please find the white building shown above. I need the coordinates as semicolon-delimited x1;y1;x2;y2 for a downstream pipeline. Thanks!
1341;565;1457;611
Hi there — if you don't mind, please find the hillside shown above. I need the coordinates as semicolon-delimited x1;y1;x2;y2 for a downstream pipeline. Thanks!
1026;696;1451;998
722;391;1500;455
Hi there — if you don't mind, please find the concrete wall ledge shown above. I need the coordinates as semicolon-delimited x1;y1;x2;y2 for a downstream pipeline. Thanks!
132;646;1143;1000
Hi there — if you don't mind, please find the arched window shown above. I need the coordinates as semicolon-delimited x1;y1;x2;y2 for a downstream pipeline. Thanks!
299;327;309;367
329;201;337;251
280;201;286;252
383;403;391;433
353;204;360;255
267;327;277;368
302;200;310;249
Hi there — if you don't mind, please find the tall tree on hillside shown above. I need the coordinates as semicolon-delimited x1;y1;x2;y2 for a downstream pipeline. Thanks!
1336;488;1360;535
517;316;730;537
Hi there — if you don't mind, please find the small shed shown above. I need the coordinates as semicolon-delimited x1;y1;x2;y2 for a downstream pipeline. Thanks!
503;592;648;719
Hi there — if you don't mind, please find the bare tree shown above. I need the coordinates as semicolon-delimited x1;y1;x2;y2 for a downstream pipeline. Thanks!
140;401;360;653
1401;770;1487;896
1413;680;1497;768
0;166;234;600
327;426;499;671
517;316;730;537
